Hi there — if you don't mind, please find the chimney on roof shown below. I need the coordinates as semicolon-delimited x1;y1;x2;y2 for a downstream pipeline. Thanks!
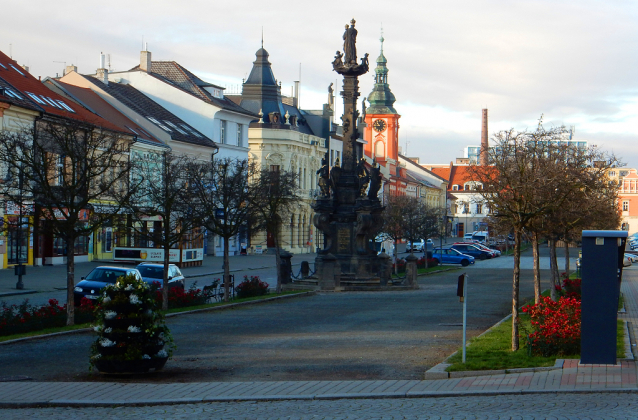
140;46;151;72
21;65;29;73
293;80;299;108
480;109;488;166
66;64;77;75
97;53;108;85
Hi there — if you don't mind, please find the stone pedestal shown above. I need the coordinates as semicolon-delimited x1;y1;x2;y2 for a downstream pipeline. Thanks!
404;253;419;289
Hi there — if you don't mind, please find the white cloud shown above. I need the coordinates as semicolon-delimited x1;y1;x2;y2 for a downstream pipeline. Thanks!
3;0;638;166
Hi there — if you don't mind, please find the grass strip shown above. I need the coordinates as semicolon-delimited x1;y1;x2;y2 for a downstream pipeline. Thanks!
446;314;626;372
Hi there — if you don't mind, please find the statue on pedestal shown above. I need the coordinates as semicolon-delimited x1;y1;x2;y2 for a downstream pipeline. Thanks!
343;19;358;65
317;157;330;197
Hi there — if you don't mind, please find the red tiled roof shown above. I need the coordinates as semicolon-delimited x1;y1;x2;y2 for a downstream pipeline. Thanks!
0;50;122;132
48;79;164;146
431;165;474;190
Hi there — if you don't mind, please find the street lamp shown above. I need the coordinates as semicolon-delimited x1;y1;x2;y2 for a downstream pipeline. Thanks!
15;167;25;289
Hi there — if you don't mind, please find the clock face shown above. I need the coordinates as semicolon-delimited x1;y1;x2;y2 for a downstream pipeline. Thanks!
372;119;387;132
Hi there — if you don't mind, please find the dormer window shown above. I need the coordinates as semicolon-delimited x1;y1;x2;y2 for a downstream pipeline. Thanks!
452;184;460;191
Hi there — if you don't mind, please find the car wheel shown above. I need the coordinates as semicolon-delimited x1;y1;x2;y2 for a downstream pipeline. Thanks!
433;258;440;265
479;254;487;260
461;259;470;267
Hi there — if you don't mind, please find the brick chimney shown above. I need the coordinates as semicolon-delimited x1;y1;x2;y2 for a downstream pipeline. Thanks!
65;64;77;75
140;48;151;72
480;109;488;166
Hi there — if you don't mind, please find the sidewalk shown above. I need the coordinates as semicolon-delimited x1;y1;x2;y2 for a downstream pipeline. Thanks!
0;252;317;296
1;254;637;407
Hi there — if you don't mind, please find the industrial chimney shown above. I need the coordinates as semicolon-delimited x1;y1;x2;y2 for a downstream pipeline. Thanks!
480;109;488;166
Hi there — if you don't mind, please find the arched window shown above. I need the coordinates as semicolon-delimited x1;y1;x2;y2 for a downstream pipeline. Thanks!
375;140;385;158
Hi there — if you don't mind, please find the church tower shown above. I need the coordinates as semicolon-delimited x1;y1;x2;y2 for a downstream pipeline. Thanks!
363;33;401;174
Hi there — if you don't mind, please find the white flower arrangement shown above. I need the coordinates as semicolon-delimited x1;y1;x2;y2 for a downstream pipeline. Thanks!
104;310;117;320
92;354;102;360
155;349;168;358
127;325;141;333
129;294;141;304
104;327;113;333
99;338;116;347
142;354;151;360
125;284;134;291
102;296;111;304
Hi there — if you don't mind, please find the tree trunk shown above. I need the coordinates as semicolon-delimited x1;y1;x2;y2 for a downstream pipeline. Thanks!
223;235;231;302
66;240;75;326
511;228;521;351
532;232;541;304
564;239;570;274
273;224;283;293
549;239;560;301
162;244;170;311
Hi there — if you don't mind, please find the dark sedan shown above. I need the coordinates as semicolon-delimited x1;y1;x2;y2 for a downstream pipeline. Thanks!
73;266;143;306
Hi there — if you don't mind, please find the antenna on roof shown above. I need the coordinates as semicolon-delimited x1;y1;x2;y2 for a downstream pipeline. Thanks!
9;43;12;58
261;27;264;48
107;54;111;71
53;61;66;76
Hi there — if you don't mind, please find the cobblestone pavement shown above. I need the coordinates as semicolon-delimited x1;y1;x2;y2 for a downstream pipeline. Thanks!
2;392;638;419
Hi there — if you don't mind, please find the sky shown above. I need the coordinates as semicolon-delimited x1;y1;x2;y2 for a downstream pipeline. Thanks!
3;0;638;167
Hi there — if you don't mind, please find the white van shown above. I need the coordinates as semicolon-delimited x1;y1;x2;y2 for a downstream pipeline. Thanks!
472;231;489;243
463;233;474;240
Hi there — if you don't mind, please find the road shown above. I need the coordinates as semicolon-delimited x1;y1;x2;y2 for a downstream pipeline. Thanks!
2;392;637;419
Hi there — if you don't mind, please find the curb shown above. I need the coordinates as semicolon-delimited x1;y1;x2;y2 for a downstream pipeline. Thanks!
0;291;315;346
0;290;37;298
2;387;638;408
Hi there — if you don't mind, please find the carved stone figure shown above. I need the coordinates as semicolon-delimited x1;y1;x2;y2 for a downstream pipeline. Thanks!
343;19;358;65
317;157;330;197
362;97;366;120
328;83;334;94
330;157;341;196
332;51;343;68
368;160;382;199
361;53;369;68
357;157;369;197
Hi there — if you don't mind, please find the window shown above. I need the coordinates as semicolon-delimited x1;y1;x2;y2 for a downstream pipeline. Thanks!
3;88;22;99
147;116;172;132
9;64;24;75
0;63;6;69
452;185;459;191
164;121;187;135
26;92;46;104
270;165;280;173
463;203;469;214
237;124;243;146
56;100;75;112
57;155;65;186
623;201;629;211
476;204;483;214
220;120;226;144
620;170;629;177
609;171;616;177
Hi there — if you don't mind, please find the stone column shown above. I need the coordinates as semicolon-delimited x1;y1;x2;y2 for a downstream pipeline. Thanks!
404;253;419;289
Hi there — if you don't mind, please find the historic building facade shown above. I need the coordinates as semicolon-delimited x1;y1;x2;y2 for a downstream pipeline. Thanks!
229;46;330;254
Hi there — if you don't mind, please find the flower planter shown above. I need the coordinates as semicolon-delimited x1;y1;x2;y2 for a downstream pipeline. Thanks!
93;357;168;374
90;273;173;375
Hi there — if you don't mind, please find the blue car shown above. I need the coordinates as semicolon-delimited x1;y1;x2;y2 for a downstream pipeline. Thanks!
432;247;475;267
74;266;143;306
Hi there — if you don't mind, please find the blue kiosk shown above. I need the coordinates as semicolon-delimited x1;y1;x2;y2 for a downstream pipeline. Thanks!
580;230;627;365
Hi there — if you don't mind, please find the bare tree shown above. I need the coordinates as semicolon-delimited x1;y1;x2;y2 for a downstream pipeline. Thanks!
250;167;301;292
0;118;134;325
126;151;202;311
190;157;257;301
467;119;582;351
402;197;441;266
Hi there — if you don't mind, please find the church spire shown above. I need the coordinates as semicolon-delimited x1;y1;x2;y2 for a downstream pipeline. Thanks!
366;31;397;115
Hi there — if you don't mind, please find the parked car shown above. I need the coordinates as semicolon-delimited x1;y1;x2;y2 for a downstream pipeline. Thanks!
623;255;632;267
463;233;474;241
450;243;493;260
135;263;185;290
74;266;143;306
432;247;475;266
407;239;434;252
453;241;500;258
626;253;638;263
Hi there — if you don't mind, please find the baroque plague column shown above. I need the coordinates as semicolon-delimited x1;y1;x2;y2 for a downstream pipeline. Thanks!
313;20;391;289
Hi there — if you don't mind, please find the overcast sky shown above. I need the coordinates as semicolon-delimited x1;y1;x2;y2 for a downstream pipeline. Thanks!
4;0;638;167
